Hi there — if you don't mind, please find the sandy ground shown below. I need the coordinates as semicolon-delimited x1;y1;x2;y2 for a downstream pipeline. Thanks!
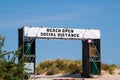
85;69;120;80
29;68;120;80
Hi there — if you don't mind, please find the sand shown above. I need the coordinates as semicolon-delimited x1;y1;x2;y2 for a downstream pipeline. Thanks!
29;68;120;80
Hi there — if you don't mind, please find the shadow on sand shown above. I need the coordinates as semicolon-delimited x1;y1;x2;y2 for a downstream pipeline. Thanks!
57;73;82;78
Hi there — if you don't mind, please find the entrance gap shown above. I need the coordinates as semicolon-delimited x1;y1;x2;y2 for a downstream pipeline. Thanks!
36;39;82;64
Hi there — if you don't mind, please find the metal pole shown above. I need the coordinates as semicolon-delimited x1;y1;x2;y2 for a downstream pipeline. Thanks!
34;73;35;80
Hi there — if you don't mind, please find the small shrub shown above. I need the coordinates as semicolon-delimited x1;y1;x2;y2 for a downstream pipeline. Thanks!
46;65;59;75
101;63;116;75
68;63;81;74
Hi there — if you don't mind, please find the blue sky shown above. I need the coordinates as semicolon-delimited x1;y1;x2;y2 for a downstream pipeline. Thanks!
0;0;120;65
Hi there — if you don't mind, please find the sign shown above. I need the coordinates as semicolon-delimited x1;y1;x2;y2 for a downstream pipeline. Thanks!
24;62;34;73
24;27;100;39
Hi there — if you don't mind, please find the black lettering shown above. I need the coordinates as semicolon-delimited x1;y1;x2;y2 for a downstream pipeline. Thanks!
47;28;61;32
77;34;79;37
62;29;74;33
41;32;56;37
71;34;74;37
41;32;43;36
47;29;50;32
71;30;74;33
68;34;70;37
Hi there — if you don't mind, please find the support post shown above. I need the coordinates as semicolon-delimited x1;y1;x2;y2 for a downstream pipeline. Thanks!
82;39;101;78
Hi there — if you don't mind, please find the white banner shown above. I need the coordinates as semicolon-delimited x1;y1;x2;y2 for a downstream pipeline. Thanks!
24;26;100;39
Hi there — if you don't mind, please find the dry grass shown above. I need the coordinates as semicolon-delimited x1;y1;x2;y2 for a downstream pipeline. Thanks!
36;58;82;75
36;59;118;75
101;63;118;75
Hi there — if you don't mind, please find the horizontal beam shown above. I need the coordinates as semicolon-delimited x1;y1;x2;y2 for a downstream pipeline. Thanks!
23;26;100;40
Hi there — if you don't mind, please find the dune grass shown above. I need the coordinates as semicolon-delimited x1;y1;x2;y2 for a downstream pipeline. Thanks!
36;58;82;75
36;58;118;75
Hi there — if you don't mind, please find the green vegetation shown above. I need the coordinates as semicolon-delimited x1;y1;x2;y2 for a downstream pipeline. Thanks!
36;58;119;75
36;58;82;75
101;63;118;75
0;35;27;80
